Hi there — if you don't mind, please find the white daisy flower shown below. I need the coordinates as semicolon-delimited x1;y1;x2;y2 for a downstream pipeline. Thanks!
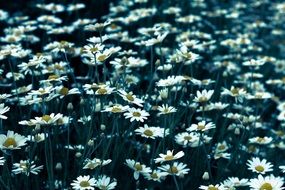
158;162;190;177
83;158;111;170
125;159;151;180
118;90;144;107
175;132;200;147
199;184;225;190
187;121;216;132
157;104;177;116
154;150;185;163
247;157;273;174
95;175;117;190
248;174;284;190
123;107;150;122
135;124;166;139
12;160;43;176
143;169;168;182
194;89;214;103
0;130;27;150
71;175;96;190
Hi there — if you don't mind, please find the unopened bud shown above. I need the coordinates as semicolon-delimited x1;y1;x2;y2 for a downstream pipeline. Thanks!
100;124;106;131
202;172;209;180
234;128;240;135
75;152;82;158
55;162;62;170
87;139;94;146
67;103;73;111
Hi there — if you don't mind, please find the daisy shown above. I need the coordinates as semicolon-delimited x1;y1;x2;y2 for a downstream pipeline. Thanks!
214;152;231;160
0;103;10;119
0;130;27;150
158;162;190;177
157;104;177;116
154;150;185;163
95;85;115;96
12;160;43;176
177;45;200;63
194;89;214;103
175;132;200;147
95;175;117;190
143;169;168;182
125;159;151;180
31;113;66;126
135;124;165;139
83;158;112;170
199;184;225;190
247;157;273;175
222;177;248;188
123;107;150;122
221;86;247;102
249;137;273;145
78;116;91;124
71;175;96;190
118;90;144;107
243;59;265;67
102;104;129;113
156;75;186;87
26;133;46;143
28;86;54;96
277;111;285;121
54;86;81;98
248;174;284;190
187;121;216;132
143;32;168;46
214;141;229;153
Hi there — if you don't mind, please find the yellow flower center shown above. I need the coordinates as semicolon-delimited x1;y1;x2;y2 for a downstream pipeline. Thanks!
168;166;178;174
59;87;69;95
48;75;59;80
20;162;28;171
257;137;265;143
3;137;17;148
197;124;205;130
79;181;90;188
259;183;273;190
111;107;122;113
198;97;208;102
126;94;134;101
184;136;192;141
276;130;285;137
151;173;158;179
42;115;52;122
135;163;142;171
255;165;265;172
96;88;107;95
133;112;141;117
163;108;170;113
143;129;153;137
208;185;219;190
164;155;174;161
54;64;64;70
90;47;99;53
218;145;226;150
231;88;239;95
97;54;107;62
87;163;97;169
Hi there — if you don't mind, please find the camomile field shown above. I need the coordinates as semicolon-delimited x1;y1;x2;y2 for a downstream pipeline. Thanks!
0;0;285;189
